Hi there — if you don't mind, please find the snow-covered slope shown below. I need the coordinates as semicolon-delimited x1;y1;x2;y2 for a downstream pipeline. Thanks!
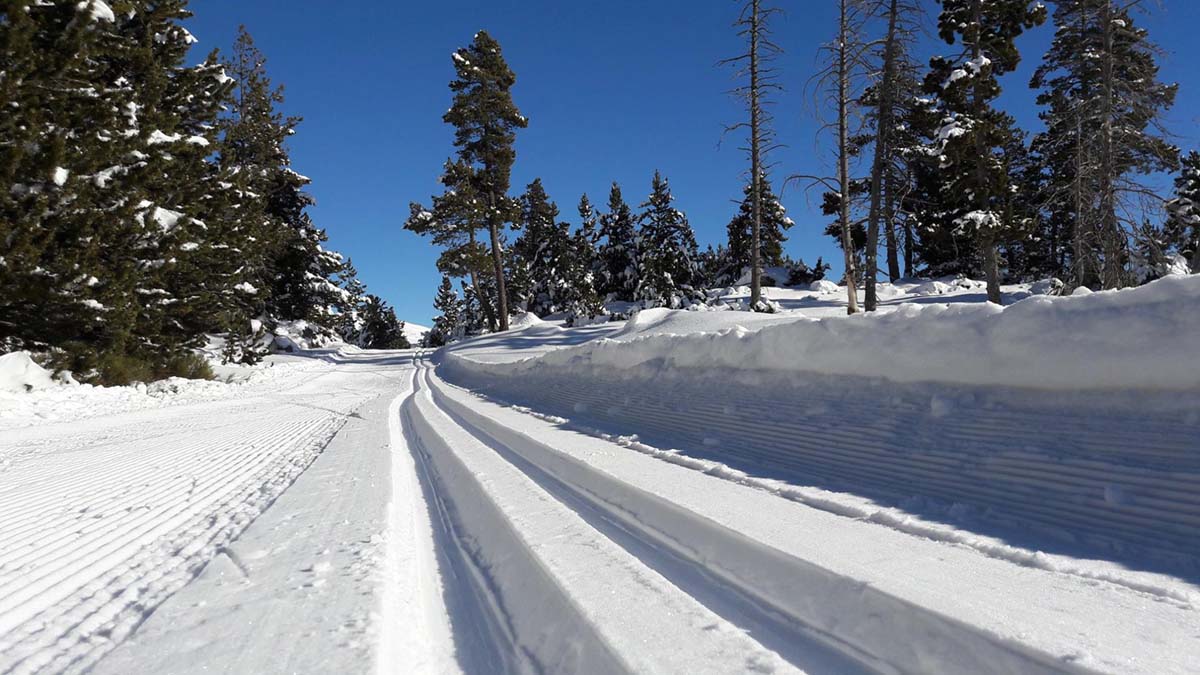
450;275;1200;390
4;276;1198;674
403;321;429;345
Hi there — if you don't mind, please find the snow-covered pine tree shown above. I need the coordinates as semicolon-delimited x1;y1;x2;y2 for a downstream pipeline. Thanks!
724;174;792;284
636;172;702;308
427;275;464;347
356;295;409;350
1165;151;1200;274
561;194;605;324
0;1;128;368
219;27;344;347
443;31;527;332
575;194;602;285
925;0;1046;304
598;182;639;302
512;179;574;317
109;2;236;372
406;159;498;331
1031;0;1178;289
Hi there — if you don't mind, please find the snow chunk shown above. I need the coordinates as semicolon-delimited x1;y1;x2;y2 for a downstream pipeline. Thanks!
76;0;115;22
0;352;55;393
52;167;69;186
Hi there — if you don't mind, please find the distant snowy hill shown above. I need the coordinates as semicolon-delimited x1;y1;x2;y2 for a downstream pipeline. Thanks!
403;322;429;345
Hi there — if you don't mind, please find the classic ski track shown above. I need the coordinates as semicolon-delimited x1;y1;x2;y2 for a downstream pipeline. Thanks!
0;361;388;675
402;358;854;675
420;359;1200;674
410;359;878;675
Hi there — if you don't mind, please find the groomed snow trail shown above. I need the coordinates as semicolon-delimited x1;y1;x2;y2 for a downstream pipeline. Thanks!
0;351;414;674
416;358;1200;674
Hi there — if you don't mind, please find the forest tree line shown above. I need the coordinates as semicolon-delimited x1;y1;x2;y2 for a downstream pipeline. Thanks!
0;1;409;384
413;0;1199;344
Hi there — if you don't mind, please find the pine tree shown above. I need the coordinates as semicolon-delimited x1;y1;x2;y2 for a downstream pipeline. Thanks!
636;172;701;308
358;295;409;350
406;160;497;330
512;179;574;317
0;1;126;364
428;275;463;346
725;175;792;283
598;182;640;302
564;196;606;325
219;28;343;345
1165;151;1200;274
575;194;602;284
925;0;1046;304
442;31;527;332
1031;0;1178;289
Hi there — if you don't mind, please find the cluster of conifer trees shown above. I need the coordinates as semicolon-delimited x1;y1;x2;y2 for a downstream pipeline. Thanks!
416;1;1197;340
0;1;406;383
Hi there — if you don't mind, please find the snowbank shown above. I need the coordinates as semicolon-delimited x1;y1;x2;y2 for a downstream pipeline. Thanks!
0;352;55;392
450;275;1200;391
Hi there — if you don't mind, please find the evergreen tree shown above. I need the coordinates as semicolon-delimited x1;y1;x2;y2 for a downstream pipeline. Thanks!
725;175;792;283
1165;151;1200;274
575;194;602;284
220;28;344;345
442;31;527;331
925;0;1046;303
1;1;128;364
512;179;574;316
598;182;640;302
636;172;701;308
406;160;496;330
428;275;463;346
358;295;410;350
1031;0;1178;289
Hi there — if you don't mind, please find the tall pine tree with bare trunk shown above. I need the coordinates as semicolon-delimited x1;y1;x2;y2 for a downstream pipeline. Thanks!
442;31;527;332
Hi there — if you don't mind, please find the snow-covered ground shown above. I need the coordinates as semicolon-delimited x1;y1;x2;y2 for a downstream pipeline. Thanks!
2;277;1199;673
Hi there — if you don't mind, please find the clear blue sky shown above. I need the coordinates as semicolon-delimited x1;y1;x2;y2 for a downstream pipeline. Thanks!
184;0;1200;326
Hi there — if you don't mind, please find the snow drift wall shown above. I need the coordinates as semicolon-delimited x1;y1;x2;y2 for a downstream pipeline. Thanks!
440;276;1200;564
451;275;1200;391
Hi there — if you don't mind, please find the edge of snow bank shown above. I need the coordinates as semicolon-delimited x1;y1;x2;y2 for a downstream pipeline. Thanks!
449;275;1200;391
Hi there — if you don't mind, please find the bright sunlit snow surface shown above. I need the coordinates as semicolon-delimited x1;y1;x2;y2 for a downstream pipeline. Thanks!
2;277;1199;674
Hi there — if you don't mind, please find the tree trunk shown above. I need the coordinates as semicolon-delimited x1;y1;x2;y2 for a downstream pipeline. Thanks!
837;0;859;315
864;0;900;311
970;0;1002;305
1097;0;1123;289
884;172;900;281
468;229;496;332
749;0;764;311
487;194;510;332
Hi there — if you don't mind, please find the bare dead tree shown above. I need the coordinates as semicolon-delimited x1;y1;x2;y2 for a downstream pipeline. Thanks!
722;0;784;312
793;0;876;315
863;0;923;310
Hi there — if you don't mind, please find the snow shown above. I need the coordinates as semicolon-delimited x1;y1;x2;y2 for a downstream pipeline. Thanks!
51;167;68;186
402;322;429;345
76;0;115;22
452;275;1200;391
3;276;1199;673
0;352;55;393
